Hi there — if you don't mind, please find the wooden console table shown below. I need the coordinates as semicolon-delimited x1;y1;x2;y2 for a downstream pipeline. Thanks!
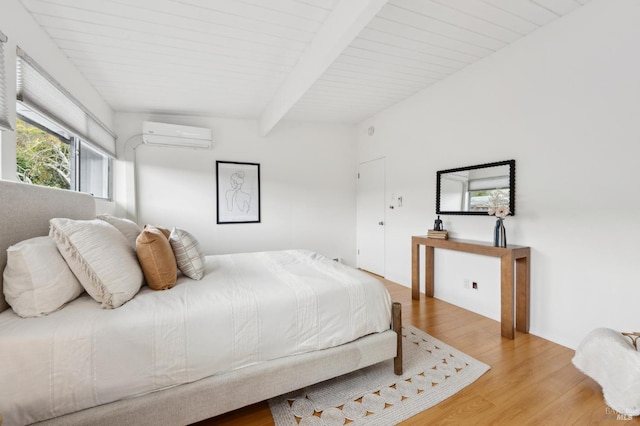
411;236;530;339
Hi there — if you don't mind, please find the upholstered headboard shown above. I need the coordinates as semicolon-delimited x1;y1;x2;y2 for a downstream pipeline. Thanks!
0;180;96;312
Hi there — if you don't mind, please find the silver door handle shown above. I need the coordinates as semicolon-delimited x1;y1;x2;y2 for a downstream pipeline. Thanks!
378;221;384;225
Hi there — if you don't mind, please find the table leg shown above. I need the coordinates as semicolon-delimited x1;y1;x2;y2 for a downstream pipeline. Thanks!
515;256;530;333
425;246;434;298
411;240;420;300
500;253;515;339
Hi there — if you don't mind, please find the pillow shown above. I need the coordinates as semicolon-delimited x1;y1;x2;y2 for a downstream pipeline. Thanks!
155;225;171;239
169;228;206;280
2;236;83;317
136;225;177;290
49;218;143;309
96;214;142;249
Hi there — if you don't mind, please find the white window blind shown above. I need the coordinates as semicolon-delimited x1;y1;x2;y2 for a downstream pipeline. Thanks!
468;176;509;191
16;47;116;157
0;29;11;131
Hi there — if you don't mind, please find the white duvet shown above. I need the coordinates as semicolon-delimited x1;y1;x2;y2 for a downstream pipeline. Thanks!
0;250;392;425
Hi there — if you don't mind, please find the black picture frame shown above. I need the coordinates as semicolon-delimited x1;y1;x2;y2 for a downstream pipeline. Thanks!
216;161;261;224
436;159;516;216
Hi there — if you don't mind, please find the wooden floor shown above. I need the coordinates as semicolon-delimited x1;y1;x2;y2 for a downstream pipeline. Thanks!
195;278;638;426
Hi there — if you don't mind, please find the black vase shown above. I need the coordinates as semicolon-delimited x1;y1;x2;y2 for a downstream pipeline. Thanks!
493;218;507;247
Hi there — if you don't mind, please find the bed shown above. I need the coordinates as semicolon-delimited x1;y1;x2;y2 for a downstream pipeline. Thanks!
0;180;402;426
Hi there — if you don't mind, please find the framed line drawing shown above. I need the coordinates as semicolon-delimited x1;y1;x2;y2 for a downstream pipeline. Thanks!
216;161;261;224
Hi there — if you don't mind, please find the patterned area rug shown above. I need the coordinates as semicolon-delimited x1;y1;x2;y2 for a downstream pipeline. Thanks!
268;325;490;426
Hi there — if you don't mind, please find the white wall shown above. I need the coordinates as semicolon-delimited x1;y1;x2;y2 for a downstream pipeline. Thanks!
114;113;358;265
357;0;640;349
0;0;114;181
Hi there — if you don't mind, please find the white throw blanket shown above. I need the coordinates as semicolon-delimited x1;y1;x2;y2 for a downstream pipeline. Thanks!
0;250;392;425
572;327;640;417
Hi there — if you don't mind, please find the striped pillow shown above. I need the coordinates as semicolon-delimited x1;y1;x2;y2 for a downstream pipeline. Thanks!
49;218;143;308
168;228;205;280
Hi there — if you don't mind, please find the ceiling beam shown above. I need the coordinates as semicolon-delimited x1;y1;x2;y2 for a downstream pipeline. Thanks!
258;0;389;136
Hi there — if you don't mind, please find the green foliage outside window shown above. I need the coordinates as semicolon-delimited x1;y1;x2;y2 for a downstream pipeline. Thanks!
16;118;71;189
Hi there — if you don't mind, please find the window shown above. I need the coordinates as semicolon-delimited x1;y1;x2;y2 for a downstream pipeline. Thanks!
467;176;510;212
15;47;115;199
16;114;111;198
468;189;510;212
16;116;71;189
78;141;110;198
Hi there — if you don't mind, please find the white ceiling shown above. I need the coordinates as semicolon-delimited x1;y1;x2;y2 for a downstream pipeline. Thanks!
19;0;591;134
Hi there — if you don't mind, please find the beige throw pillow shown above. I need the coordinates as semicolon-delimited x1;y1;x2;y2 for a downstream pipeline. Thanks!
96;214;142;249
169;228;206;280
3;236;84;317
49;218;143;309
136;225;178;290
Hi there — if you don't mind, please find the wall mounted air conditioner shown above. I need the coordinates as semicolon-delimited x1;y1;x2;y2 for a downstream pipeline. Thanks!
142;121;212;149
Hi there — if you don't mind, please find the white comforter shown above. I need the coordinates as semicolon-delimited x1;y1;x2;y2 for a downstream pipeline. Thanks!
0;250;391;425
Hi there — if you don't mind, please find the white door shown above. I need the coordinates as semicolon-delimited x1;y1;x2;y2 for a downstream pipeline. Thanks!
357;158;385;276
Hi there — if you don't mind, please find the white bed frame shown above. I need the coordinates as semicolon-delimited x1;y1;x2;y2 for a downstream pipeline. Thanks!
0;180;402;426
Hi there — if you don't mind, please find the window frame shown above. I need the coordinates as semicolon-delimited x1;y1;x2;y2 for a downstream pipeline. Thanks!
16;113;112;200
74;138;112;200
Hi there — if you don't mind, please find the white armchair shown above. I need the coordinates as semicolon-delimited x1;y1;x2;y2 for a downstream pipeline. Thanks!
572;328;640;417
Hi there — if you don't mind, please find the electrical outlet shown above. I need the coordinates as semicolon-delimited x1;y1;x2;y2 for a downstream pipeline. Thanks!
464;279;470;289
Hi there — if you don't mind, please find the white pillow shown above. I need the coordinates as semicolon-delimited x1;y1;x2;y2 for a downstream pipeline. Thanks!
2;236;84;318
169;228;206;280
50;218;143;309
96;214;142;249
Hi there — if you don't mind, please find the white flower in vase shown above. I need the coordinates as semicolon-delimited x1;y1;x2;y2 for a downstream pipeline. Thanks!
486;190;510;219
487;190;510;247
493;205;510;219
